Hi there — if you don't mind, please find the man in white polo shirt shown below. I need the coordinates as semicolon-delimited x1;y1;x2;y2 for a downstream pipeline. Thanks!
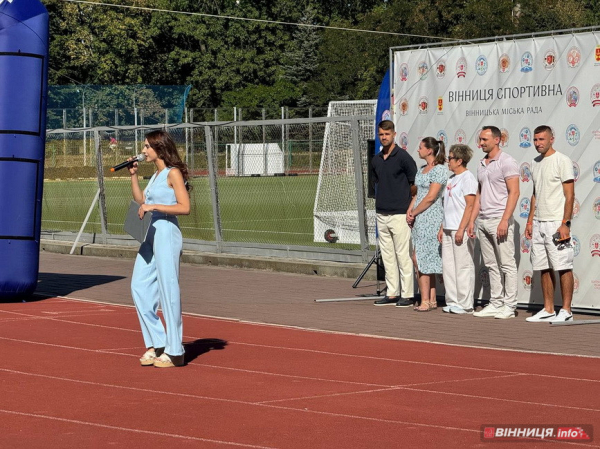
468;126;520;319
525;125;575;322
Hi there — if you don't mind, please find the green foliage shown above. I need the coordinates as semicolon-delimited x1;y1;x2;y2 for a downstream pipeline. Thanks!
221;79;301;110
43;0;600;111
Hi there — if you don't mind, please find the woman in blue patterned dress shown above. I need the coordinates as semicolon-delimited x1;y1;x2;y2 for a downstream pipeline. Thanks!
407;137;447;311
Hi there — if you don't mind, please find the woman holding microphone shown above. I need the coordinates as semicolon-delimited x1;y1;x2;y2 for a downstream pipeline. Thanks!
128;130;190;368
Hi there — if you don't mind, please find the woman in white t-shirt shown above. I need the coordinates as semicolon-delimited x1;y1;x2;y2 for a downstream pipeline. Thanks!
437;144;478;314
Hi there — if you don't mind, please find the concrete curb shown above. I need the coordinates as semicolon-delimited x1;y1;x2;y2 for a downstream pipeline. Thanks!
40;239;378;280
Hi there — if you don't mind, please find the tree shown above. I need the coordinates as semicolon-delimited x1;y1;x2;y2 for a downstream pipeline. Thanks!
283;5;321;107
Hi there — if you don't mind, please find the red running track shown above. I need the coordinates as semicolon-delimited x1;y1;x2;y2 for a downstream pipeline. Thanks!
0;296;598;448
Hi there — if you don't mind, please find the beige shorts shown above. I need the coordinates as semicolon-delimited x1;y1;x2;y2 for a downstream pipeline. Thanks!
530;220;574;271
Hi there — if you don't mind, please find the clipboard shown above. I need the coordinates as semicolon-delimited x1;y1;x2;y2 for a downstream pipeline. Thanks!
124;200;152;243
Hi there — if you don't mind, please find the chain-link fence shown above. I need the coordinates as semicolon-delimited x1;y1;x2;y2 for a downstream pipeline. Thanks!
43;115;375;262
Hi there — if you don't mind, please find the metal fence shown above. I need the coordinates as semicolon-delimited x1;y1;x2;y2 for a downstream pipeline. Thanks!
43;115;375;263
46;106;331;129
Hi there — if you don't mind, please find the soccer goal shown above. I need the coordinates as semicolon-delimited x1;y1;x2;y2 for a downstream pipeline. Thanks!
313;100;377;245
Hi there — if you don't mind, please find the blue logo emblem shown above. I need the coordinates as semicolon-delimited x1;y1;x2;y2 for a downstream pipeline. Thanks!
436;130;448;145
572;235;581;257
519;127;532;148
593;161;600;183
476;55;488;76
519;197;531;218
521;51;533;72
566;124;580;146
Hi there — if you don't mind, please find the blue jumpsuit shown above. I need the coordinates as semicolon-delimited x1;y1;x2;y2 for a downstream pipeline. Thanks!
131;167;184;356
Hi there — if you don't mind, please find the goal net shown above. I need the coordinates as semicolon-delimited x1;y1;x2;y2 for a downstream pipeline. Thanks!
313;100;377;245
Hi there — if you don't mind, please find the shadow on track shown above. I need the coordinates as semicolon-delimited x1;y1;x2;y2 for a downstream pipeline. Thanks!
184;338;228;364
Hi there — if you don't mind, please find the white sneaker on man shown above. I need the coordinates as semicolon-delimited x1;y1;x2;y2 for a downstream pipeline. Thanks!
549;309;573;323
442;306;452;313
494;305;515;319
449;306;473;314
473;304;502;317
525;309;556;322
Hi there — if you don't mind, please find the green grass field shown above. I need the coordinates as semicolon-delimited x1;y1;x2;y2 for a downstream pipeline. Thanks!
42;175;354;248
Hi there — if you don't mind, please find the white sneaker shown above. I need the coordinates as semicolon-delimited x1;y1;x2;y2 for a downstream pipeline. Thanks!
442;306;451;313
449;306;473;314
473;304;502;317
550;309;573;322
526;309;556;322
494;306;515;319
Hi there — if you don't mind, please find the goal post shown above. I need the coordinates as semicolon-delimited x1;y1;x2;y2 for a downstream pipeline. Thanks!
313;100;377;245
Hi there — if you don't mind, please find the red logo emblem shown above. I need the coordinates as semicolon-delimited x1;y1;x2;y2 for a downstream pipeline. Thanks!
484;428;495;439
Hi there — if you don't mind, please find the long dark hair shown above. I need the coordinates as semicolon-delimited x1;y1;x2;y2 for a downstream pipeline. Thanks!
145;130;191;191
421;136;446;166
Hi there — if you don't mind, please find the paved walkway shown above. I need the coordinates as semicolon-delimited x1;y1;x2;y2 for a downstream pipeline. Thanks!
36;250;600;358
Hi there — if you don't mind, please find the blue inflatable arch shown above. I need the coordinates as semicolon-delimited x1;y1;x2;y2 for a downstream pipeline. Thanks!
0;0;49;299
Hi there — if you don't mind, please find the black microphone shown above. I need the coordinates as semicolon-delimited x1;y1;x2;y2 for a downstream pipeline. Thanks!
110;154;145;172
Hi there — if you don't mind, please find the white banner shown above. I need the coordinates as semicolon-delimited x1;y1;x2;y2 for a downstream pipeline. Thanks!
392;31;600;310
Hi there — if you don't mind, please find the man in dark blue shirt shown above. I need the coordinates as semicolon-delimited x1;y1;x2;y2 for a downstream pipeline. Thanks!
371;120;417;307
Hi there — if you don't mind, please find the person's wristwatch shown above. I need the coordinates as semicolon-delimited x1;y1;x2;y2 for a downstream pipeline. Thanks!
562;219;571;228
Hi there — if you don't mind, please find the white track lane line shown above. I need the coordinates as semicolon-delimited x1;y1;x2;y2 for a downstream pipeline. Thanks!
0;369;598;448
0;409;277;448
2;304;600;385
38;293;600;360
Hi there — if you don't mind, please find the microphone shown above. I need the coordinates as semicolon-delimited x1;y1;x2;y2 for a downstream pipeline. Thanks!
110;154;145;172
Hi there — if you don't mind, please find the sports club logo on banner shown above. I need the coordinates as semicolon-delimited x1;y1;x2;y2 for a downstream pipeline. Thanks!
500;129;509;148
418;97;428;114
566;124;580;146
589;234;600;257
399;63;408;81
522;271;533;290
567;47;581;67
566;86;579;107
596;46;600;65
544;49;557;70
573;198;580;218
519;197;531;218
437;130;448;145
499;54;510;73
418;61;428;80
437;97;443;113
594;198;600;218
573;161;580;181
520;162;532;182
520;233;531;253
476;55;488;75
572;235;581;257
399;132;409;150
521;51;533;72
456;57;467;78
591;84;600;107
399;98;408;116
519;128;532;148
593;161;600;183
479;267;490;288
436;61;446;78
455;129;466;144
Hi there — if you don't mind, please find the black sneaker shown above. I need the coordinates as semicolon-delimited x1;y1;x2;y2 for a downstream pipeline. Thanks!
374;296;398;306
395;298;414;307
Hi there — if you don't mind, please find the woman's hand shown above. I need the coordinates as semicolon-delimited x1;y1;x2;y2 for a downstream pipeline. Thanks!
138;203;154;219
406;210;415;228
127;157;139;176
